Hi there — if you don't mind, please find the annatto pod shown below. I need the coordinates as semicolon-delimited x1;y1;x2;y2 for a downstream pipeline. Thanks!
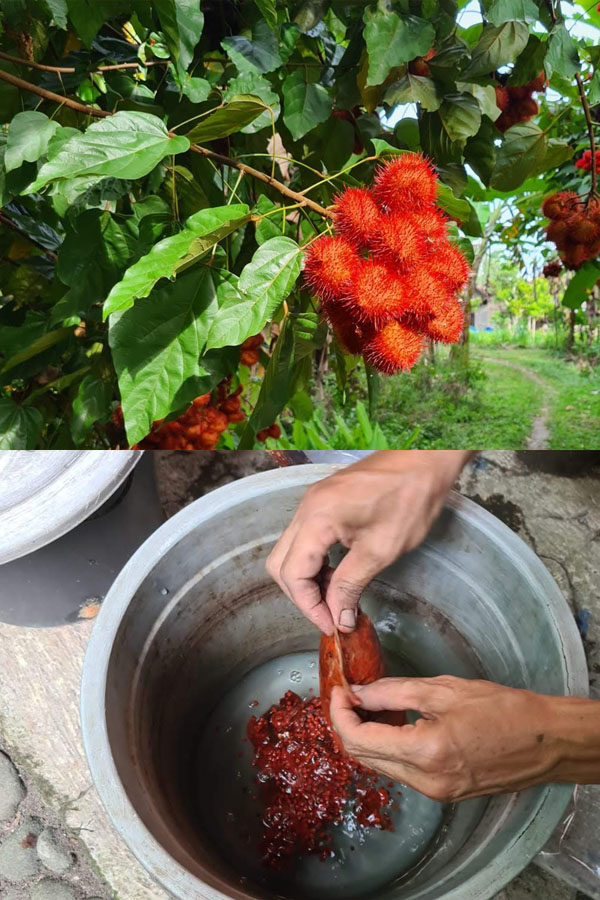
320;611;388;726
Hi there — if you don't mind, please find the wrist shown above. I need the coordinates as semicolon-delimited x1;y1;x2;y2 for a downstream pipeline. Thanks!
542;695;600;784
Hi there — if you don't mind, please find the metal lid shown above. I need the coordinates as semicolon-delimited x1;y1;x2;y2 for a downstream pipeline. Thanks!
0;450;142;564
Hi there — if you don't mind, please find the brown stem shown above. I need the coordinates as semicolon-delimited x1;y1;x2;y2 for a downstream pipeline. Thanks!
575;72;598;200
0;211;57;260
0;67;333;220
0;49;168;74
0;66;111;117
543;0;557;23
190;145;332;219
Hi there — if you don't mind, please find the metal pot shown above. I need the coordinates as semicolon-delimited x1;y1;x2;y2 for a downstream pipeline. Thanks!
81;464;588;900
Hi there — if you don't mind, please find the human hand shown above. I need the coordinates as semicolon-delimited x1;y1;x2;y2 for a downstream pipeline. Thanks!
266;450;474;634
330;676;600;802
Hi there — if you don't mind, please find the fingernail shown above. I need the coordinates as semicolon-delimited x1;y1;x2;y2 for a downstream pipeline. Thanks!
339;608;356;628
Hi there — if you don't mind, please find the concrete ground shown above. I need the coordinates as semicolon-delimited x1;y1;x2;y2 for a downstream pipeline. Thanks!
0;450;598;900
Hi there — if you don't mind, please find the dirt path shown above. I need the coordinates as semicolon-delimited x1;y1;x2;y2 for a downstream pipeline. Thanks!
474;355;554;450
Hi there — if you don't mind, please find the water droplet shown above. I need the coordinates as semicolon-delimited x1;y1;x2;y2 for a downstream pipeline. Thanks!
276;669;283;676
160;587;169;596
289;670;302;683
88;558;97;566
226;811;235;822
308;660;315;669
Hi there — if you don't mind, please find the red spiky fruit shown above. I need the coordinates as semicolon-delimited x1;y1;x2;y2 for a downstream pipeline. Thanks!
332;186;382;247
303;235;359;302
363;321;424;374
529;72;547;92
495;86;509;112
517;98;539;119
326;305;374;355
426;241;470;291
562;243;590;271
426;300;464;344
508;85;530;101
414;208;448;245
348;259;411;325
373;153;438;212
372;212;427;268
545;219;570;249
570;215;599;244
543;260;562;278
542;191;579;220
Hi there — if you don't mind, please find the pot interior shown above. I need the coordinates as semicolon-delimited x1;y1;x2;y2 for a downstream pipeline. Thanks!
102;481;578;900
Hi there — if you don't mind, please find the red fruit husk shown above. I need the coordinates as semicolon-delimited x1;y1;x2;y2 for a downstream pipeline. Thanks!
426;300;464;344
570;215;600;245
332;186;382;248
541;191;579;221
545;219;570;249
373;153;438;212
414;208;449;246
325;304;375;355
516;97;538;119
529;72;547;92
363;321;424;374
426;241;470;291
372;212;427;268
495;86;509;112
543;260;562;278
303;235;360;302
348;259;411;325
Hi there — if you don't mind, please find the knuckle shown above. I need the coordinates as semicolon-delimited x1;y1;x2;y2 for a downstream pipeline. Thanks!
427;778;455;803
332;577;362;601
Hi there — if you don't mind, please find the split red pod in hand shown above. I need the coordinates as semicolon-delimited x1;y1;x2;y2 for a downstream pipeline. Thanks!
319;611;407;728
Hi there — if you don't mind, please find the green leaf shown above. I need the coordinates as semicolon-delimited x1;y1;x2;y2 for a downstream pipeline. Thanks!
239;317;303;445
370;138;403;156
292;310;327;360
223;73;280;133
464;119;497;185
490;122;547;191
110;266;223;445
562;261;600;310
103;204;249;318
253;0;278;29
154;0;204;78
0;398;43;449
5;111;60;172
545;26;580;79
180;76;212;103
43;0;68;28
282;71;331;140
486;0;539;25
27;112;190;194
510;34;546;85
71;374;113;445
185;96;269;143
363;7;435;87
462;22;530;78
54;210;133;321
529;139;574;178
438;92;481;142
254;195;283;244
456;81;500;121
66;0;130;46
1;327;73;374
384;74;442;111
206;236;302;350
436;183;471;223
221;20;282;74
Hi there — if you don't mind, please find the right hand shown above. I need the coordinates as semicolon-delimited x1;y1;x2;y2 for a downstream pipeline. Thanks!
266;450;473;634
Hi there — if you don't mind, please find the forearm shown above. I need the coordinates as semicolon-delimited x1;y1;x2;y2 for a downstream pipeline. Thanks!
545;695;600;784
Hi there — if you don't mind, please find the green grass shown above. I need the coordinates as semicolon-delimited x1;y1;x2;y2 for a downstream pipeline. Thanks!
373;354;540;449
471;347;600;449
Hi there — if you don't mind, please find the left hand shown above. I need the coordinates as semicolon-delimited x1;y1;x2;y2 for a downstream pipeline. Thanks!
330;675;600;802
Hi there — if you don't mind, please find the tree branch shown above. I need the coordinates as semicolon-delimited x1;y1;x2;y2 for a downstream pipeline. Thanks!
189;145;332;219
575;72;598;200
0;49;168;74
0;66;111;117
0;66;333;220
0;212;57;260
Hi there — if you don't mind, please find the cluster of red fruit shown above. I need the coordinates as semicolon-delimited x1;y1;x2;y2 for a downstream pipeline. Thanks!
256;423;281;442
542;260;563;278
575;149;600;173
542;191;600;271
303;154;470;374
408;48;436;77
133;380;245;450
494;73;546;133
239;333;263;367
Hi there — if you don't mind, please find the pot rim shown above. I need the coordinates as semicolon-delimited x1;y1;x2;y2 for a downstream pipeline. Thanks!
81;463;589;900
0;449;142;564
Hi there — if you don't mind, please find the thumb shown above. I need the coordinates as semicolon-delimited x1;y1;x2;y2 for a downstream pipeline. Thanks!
325;543;383;632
